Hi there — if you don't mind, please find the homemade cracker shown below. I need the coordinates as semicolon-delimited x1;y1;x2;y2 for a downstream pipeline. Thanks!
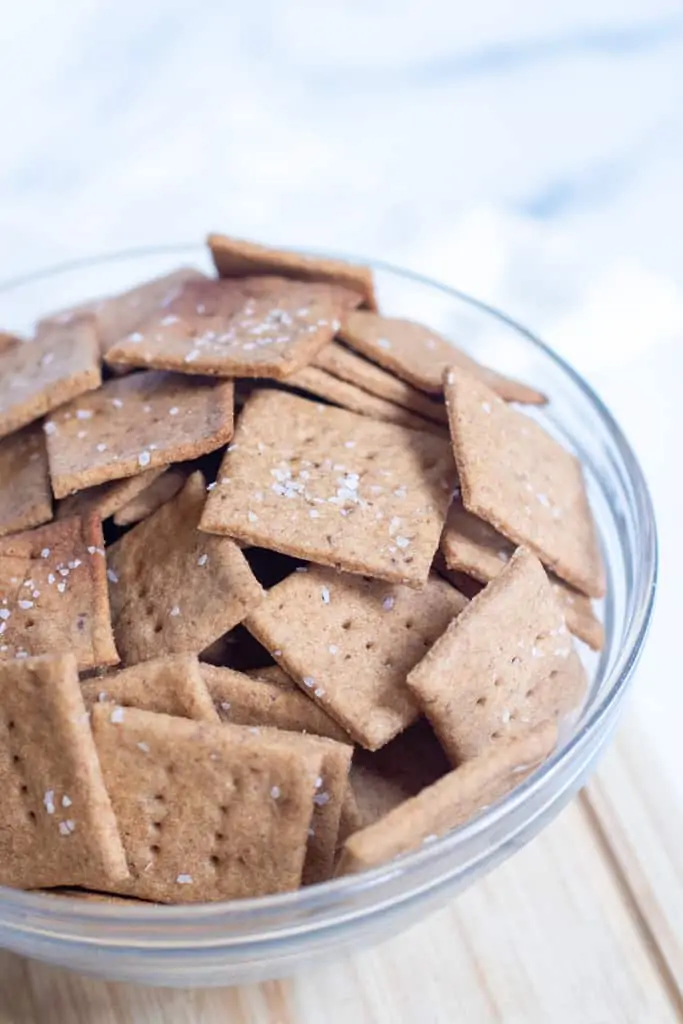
108;472;263;665
45;370;233;499
202;663;351;743
0;653;128;889
0;320;101;440
407;548;586;763
208;232;377;309
82;654;218;722
0;424;52;537
0;514;118;670
200;389;456;587
339;311;547;402
57;468;166;522
441;499;604;649
91;704;318;902
105;276;361;379
246;565;468;749
444;369;605;597
336;720;557;875
112;468;185;526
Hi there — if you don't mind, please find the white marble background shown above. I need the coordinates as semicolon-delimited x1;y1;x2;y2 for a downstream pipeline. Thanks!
1;2;682;789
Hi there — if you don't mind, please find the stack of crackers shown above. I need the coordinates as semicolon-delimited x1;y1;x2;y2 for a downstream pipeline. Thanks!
0;234;605;904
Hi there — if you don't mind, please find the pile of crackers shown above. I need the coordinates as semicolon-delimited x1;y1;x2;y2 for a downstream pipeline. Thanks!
0;234;605;905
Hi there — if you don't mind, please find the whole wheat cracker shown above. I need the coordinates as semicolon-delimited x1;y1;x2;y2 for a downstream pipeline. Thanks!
81;654;218;722
201;663;351;744
246;565;468;750
45;370;233;499
443;368;605;598
339;310;547;403
0;514;118;670
0;319;101;440
105;276;361;379
0;424;52;538
91;704;319;902
0;653;128;889
57;468;166;522
336;720;557;875
199;389;456;588
441;499;604;649
314;342;448;424
112;468;186;526
407;548;586;763
208;232;377;309
107;471;263;665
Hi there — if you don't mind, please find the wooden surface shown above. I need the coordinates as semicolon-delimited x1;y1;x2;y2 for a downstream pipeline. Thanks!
0;706;681;1023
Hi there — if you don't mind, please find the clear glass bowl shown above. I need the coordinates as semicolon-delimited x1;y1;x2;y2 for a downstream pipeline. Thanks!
0;247;657;987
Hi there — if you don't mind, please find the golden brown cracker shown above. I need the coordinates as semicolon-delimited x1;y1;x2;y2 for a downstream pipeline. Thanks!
246;565;468;750
108;472;263;665
0;320;101;440
208;232;377;309
91;704;318;902
0;515;118;670
112;468;186;526
57;468;166;522
45;370;233;499
0;424;52;537
81;654;218;722
199;389;456;588
0;653;128;889
407;548;586;763
444;368;604;597
336;720;557;875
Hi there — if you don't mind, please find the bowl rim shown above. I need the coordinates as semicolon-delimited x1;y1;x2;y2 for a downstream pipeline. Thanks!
0;244;658;931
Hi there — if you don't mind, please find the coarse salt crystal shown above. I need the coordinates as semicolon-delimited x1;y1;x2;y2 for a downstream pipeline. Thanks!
127;332;143;342
138;451;151;467
247;510;258;522
59;820;76;836
0;609;9;620
309;509;320;518
76;409;92;420
395;536;410;549
106;568;118;583
110;707;125;724
44;791;55;815
111;397;124;408
328;644;338;655
44;422;56;435
313;791;330;807
382;596;395;611
270;785;281;799
170;605;180;616
197;554;208;566
40;548;50;558
378;338;391;350
62;795;72;808
169;406;179;416
314;687;325;698
303;676;315;688
18;600;33;610
176;874;193;884
321;586;330;604
57;582;66;593
137;742;150;753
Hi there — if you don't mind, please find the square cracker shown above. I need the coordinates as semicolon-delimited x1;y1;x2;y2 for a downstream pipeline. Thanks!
208;232;377;310
0;653;128;889
0;424;52;537
45;370;233;499
245;565;468;750
0;514;118;670
112;468;186;526
108;471;263;665
407;548;586;763
81;654;218;722
199;389;456;587
444;368;605;597
441;499;604;650
336;720;557;875
105;276;361;380
57;468;166;522
283;365;444;435
339;310;546;403
91;704;318;902
201;663;351;743
0;319;101;440
315;342;448;424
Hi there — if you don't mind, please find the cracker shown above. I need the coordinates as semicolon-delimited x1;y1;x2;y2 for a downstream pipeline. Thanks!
0;653;128;889
112;468;186;526
0;424;52;537
0;319;101;440
441;499;604;649
91;704;318;902
0;514;118;670
199;389;456;587
201;663;351;743
82;654;218;722
57;468;166;522
45;370;233;499
336;720;557;875
107;471;263;665
105;276;361;379
407;548;586;763
244;664;295;688
315;342;448;424
245;565;468;749
208;232;377;309
444;369;605;597
284;365;444;435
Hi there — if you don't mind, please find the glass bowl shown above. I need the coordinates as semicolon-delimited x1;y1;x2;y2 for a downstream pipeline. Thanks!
0;246;657;988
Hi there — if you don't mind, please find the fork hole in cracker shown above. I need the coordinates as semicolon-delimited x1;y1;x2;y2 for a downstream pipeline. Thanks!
476;697;487;707
365;641;374;650
7;720;15;732
209;854;220;868
342;620;352;631
215;832;224;841
525;688;536;699
404;619;413;630
150;844;161;856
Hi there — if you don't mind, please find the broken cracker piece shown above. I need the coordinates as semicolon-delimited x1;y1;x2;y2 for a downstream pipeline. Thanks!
0;424;52;537
81;654;218;722
112;468;186;526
